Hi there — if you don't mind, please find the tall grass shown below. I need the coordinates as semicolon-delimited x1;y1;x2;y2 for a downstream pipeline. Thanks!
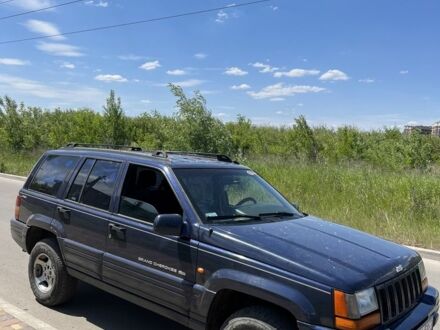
249;158;440;249
0;150;40;176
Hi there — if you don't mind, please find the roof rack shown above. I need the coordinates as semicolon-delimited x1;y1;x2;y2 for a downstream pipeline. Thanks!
64;143;143;152
153;151;236;163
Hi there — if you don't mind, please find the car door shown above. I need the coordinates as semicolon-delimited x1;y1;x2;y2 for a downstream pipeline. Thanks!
55;158;123;279
102;163;197;316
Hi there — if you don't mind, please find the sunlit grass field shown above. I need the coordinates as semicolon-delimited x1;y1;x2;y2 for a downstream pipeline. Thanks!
249;157;440;250
1;150;439;249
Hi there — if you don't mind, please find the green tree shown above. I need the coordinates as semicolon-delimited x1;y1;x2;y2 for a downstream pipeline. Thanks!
289;115;321;162
226;115;254;157
0;96;24;151
170;84;232;153
103;90;127;145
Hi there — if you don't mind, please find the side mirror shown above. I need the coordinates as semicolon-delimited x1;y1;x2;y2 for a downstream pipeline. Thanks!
153;214;183;236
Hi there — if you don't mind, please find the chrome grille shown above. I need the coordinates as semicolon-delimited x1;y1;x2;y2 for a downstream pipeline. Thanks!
377;266;423;324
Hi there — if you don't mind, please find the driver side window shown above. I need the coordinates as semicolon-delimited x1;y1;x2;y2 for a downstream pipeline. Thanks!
118;164;182;223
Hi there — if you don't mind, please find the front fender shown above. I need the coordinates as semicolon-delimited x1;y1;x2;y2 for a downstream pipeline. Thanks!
196;268;319;323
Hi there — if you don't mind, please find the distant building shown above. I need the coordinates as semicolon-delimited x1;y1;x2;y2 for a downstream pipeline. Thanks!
404;125;432;135
432;122;440;137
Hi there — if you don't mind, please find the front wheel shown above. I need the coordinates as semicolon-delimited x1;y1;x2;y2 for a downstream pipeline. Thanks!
28;238;77;306
221;306;294;330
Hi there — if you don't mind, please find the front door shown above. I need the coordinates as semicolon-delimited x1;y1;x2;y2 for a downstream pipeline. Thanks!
56;158;123;279
102;163;197;315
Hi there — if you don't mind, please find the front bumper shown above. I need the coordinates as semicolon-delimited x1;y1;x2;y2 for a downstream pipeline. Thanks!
298;286;439;330
10;219;28;252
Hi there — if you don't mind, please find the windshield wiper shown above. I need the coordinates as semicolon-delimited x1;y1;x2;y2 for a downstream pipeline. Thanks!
206;214;261;223
258;212;295;218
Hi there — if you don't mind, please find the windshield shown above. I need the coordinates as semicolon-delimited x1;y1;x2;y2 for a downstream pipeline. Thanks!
174;168;303;224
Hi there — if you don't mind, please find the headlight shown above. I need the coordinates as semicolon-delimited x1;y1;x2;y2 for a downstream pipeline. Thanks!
355;288;379;316
418;261;428;291
334;288;380;330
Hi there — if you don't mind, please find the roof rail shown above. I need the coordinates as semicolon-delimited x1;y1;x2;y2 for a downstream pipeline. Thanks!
153;150;236;163
64;143;142;152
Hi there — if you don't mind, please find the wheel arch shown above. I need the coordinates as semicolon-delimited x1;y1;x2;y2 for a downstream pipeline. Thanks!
25;213;62;253
200;269;317;329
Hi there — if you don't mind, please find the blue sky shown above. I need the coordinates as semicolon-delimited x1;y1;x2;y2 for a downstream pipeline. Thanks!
0;0;439;129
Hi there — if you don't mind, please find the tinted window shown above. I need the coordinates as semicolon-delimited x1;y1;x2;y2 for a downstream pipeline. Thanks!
66;159;95;202
81;160;121;210
119;164;182;222
29;155;79;196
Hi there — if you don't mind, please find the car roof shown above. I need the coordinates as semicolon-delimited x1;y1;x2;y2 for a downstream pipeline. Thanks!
47;147;249;170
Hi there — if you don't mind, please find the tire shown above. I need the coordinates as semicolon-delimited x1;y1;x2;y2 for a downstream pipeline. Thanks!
221;306;294;330
28;238;77;306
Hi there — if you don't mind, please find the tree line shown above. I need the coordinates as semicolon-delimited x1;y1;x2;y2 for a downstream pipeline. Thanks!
1;85;439;171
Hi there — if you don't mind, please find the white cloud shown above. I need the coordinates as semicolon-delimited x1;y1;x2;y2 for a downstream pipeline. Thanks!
215;10;229;23
247;83;325;99
224;67;248;76
10;0;52;10
60;62;75;69
118;54;145;61
270;97;285;102
24;19;65;40
359;78;375;83
141;99;151;104
166;69;187;76
172;79;204;88
319;69;349;81
231;83;251;90
0;74;105;103
139;60;161;71
95;74;127;82
274;69;320;78
400;70;409;75
194;53;207;59
251;62;278;73
270;5;279;11
84;0;108;7
0;58;29;66
36;42;84;57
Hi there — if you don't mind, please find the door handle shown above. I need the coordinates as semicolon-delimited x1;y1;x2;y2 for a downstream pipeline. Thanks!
57;206;71;215
57;206;71;222
108;223;126;241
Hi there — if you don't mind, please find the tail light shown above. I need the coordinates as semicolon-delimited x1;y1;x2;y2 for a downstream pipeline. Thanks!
15;195;21;220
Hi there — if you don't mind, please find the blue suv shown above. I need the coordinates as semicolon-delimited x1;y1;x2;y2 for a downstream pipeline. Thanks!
10;144;439;329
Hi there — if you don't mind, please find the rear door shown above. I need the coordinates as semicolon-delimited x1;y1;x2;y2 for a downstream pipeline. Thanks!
55;158;123;279
102;163;197;315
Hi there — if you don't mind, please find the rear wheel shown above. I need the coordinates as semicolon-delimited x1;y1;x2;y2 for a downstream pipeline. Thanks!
221;306;294;330
28;238;77;306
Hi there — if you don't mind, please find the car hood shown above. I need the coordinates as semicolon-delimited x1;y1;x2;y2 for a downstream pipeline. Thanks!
201;216;421;292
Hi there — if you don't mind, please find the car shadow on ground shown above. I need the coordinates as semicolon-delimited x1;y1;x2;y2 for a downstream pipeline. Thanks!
53;282;188;330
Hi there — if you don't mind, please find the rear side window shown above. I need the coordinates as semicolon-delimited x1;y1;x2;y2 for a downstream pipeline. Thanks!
67;159;95;202
80;160;121;210
29;155;79;196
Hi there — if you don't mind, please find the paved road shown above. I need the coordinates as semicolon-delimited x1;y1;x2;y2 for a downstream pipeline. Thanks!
0;176;439;329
